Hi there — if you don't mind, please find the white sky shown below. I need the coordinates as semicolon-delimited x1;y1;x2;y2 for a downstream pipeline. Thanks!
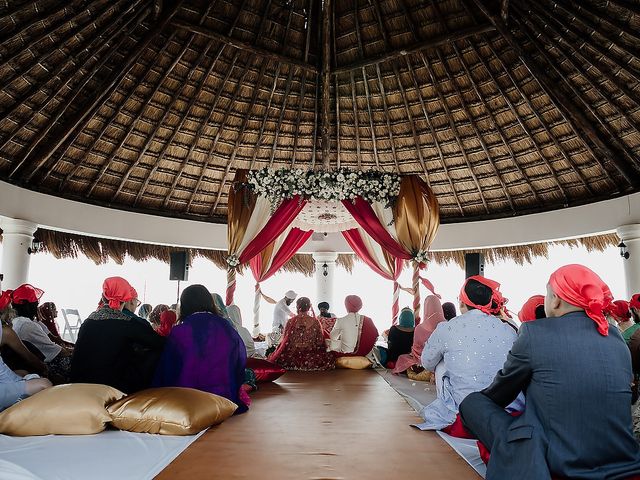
3;242;626;335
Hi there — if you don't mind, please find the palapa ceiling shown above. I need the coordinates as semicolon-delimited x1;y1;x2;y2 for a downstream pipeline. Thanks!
1;0;639;225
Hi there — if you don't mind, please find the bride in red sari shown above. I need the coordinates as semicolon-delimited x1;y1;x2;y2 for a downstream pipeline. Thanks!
268;297;335;371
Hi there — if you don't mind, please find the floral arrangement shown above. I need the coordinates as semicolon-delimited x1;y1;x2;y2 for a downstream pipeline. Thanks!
413;250;430;265
246;168;401;207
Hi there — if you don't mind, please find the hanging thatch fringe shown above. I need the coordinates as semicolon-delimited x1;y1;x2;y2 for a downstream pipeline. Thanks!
0;228;618;277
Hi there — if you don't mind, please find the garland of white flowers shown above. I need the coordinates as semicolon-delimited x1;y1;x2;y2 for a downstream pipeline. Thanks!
245;168;401;207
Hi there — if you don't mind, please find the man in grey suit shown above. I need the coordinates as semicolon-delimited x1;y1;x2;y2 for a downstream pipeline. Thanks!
460;264;640;480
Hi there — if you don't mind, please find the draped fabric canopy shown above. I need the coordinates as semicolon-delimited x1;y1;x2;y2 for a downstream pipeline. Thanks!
226;172;440;330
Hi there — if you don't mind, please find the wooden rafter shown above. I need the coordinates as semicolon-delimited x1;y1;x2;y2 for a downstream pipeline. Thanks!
10;1;183;182
171;20;317;74
466;0;639;187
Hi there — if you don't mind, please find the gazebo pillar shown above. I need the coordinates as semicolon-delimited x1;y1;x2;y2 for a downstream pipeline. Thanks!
0;218;38;290
617;224;640;298
313;252;338;309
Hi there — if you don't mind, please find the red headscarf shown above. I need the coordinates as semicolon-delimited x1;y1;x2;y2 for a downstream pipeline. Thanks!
548;264;613;336
157;310;177;337
518;295;545;323
102;277;134;309
631;294;640;310
11;284;44;304
459;275;503;316
605;300;631;322
345;295;363;313
0;290;13;310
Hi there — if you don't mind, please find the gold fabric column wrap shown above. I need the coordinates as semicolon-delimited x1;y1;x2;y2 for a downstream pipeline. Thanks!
227;169;257;258
393;176;440;256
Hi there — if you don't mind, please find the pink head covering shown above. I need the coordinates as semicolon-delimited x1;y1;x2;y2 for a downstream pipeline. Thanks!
518;295;545;323
11;284;44;305
345;295;363;313
157;310;177;337
548;264;613;336
102;277;134;309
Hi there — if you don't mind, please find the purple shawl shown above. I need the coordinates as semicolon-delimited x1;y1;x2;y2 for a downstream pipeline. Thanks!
152;311;248;413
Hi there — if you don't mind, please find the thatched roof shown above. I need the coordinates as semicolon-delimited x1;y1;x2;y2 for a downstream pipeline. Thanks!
1;0;639;224
18;228;619;275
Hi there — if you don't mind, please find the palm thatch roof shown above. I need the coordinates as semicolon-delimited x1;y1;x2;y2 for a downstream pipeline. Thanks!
1;0;639;224
12;228;618;276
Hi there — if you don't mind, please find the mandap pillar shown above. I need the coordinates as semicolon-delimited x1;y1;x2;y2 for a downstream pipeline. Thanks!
1;218;38;290
617;224;640;298
313;252;338;309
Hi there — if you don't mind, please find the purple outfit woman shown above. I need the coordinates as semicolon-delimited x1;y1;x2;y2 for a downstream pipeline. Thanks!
152;311;248;413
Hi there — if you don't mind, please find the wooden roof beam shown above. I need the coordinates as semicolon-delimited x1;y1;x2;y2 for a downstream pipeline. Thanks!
466;0;640;188
333;23;495;75
10;1;183;181
171;20;317;75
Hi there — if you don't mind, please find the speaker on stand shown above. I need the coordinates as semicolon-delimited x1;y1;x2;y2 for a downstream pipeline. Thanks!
169;251;190;303
464;253;485;278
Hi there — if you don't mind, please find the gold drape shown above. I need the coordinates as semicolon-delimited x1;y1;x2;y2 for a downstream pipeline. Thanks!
227;169;256;257
393;176;440;255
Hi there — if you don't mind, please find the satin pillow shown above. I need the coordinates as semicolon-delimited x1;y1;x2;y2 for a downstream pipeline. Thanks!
107;387;237;435
246;358;286;382
335;356;372;370
0;383;125;436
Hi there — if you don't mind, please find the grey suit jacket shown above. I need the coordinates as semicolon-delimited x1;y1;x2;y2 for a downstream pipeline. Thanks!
483;312;640;479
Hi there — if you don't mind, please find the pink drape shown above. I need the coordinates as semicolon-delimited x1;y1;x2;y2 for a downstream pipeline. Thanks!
250;228;313;283
341;198;411;260
239;197;307;264
342;229;402;281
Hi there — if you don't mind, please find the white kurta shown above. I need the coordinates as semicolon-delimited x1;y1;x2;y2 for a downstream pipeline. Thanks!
415;309;518;430
328;313;362;353
12;317;61;363
272;299;293;332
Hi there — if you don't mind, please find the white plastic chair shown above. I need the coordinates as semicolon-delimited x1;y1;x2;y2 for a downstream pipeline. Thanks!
61;308;83;342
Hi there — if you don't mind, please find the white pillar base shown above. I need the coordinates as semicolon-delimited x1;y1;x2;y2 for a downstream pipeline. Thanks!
616;224;640;298
313;252;338;310
1;218;38;290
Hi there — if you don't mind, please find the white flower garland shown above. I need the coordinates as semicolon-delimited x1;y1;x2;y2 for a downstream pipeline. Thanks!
246;168;401;207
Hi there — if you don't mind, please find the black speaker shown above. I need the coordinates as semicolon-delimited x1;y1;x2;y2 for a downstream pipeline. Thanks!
169;251;189;281
464;253;484;278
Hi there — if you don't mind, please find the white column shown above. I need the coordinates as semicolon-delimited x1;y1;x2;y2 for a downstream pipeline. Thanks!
617;224;640;298
1;218;38;290
313;252;338;308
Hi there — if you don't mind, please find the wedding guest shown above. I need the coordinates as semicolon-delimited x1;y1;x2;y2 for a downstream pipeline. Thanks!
318;302;337;337
328;295;377;357
385;308;415;366
441;302;457;320
153;284;249;413
227;305;257;358
149;304;169;331
460;265;640;479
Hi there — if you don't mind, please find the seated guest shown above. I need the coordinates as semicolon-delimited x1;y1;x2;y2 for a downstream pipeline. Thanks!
11;285;73;382
386;308;415;366
137;303;152;320
156;310;177;337
122;289;153;330
148;304;169;331
71;277;165;393
606;300;634;332
328;295;377;356
441;302;457;320
227;305;257;358
269;297;334;371
517;295;546;323
393;295;445;375
460;265;640;479
36;302;74;348
318;302;336;337
415;276;518;430
628;294;640;344
153;285;249;413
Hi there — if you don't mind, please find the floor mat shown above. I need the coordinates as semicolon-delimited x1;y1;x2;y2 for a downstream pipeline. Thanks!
0;429;205;480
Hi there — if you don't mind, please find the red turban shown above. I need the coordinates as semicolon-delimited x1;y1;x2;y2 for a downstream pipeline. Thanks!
605;300;631;322
459;275;503;316
518;295;545;323
102;277;134;309
11;284;44;304
157;310;177;337
0;290;13;310
345;295;363;313
548;264;613;336
631;294;640;310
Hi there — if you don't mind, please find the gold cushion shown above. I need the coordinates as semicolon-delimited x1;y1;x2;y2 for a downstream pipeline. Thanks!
0;383;125;436
107;387;238;435
335;356;372;370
